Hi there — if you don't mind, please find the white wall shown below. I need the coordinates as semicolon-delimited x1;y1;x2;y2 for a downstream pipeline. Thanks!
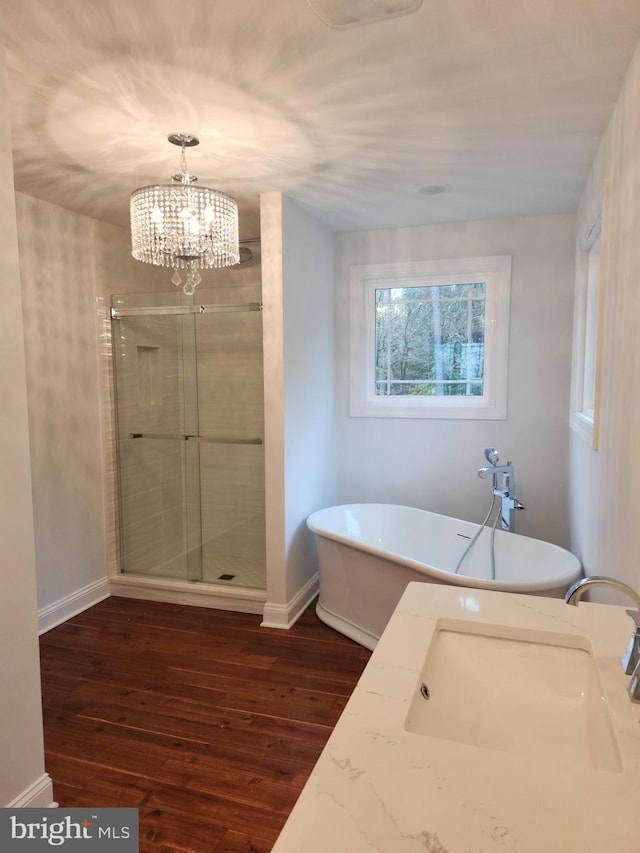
281;196;337;598
0;49;51;807
570;40;640;597
261;192;336;623
16;194;109;621
336;213;576;548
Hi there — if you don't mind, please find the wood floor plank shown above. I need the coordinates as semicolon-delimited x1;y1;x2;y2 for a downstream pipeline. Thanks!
40;596;370;851
212;829;274;853
43;753;100;790
137;806;266;853
152;758;301;813
140;782;286;836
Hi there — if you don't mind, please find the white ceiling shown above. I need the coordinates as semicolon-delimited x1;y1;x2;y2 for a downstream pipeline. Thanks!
1;0;639;237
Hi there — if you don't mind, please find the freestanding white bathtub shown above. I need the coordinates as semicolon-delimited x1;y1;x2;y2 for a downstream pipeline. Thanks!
307;503;582;650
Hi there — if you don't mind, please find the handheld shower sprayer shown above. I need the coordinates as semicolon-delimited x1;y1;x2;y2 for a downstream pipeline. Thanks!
480;448;503;491
484;447;500;466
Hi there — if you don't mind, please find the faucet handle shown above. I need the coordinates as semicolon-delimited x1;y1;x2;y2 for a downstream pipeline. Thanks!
626;609;640;628
621;609;640;674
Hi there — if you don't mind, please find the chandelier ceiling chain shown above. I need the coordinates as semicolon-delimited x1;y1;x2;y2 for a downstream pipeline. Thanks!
179;141;189;181
130;132;240;295
171;133;198;185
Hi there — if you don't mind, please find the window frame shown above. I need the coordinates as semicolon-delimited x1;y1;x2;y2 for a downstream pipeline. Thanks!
570;184;608;450
349;255;512;419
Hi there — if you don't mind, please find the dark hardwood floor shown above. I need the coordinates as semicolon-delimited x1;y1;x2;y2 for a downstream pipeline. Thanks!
39;596;371;852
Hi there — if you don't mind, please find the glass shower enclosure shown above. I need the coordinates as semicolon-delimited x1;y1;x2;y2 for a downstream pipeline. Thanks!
110;285;266;590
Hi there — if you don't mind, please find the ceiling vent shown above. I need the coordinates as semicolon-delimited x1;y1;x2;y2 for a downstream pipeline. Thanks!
306;0;423;29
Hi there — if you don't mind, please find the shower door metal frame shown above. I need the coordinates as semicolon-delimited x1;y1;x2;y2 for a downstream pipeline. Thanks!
110;302;262;319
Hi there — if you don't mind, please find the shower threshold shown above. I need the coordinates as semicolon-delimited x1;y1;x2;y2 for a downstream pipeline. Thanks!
109;572;267;615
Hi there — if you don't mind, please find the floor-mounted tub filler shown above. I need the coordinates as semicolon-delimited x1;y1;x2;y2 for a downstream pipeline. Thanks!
307;503;581;649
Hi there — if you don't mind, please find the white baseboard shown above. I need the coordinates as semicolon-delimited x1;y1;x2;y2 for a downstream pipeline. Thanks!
37;570;317;632
261;572;319;629
38;577;110;635
6;773;57;808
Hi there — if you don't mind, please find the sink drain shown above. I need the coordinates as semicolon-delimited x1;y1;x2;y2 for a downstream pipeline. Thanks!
420;682;430;700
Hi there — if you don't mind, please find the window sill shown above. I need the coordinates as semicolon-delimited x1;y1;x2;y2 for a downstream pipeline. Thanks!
351;396;507;419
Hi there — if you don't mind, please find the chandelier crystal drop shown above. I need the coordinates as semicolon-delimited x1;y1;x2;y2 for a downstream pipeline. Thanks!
130;133;239;294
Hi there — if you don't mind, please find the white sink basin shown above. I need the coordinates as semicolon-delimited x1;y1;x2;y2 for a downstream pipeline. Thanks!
404;618;622;772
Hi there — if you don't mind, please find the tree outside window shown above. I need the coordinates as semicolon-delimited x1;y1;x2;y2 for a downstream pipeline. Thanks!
374;283;486;397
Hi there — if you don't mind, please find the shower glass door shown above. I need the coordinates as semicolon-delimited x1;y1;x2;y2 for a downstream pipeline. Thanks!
194;294;266;586
111;286;265;589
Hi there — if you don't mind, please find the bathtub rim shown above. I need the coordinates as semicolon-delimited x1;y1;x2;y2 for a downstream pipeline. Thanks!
307;502;581;594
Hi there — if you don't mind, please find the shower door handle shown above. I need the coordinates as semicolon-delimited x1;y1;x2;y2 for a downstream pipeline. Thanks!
129;432;262;445
129;432;188;441
186;435;263;445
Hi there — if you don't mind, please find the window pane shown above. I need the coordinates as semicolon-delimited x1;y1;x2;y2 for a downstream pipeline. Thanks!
374;283;486;397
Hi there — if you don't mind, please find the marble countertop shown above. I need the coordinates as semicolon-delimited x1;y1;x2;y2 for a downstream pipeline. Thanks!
272;583;640;853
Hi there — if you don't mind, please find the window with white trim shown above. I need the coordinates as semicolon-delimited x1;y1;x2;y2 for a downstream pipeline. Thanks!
571;210;604;448
350;256;511;419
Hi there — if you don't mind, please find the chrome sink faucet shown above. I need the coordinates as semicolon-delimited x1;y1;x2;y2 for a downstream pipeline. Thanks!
565;575;640;703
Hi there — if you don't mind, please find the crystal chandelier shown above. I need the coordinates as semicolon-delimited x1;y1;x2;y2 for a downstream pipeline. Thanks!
130;133;239;295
